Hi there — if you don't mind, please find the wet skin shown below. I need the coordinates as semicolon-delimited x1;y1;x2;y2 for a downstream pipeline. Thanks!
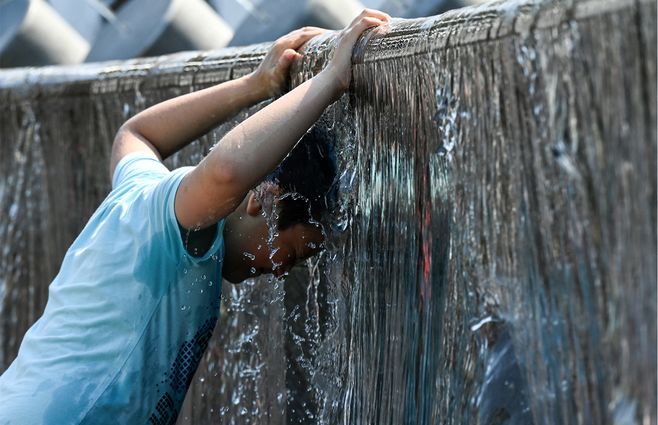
221;192;324;283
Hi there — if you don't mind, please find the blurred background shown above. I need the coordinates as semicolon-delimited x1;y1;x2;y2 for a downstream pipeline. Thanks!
0;0;487;68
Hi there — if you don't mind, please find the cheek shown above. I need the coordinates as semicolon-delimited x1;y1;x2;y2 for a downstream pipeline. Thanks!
248;242;284;270
270;249;293;267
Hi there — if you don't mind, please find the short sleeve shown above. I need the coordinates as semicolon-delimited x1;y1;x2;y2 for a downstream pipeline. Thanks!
153;167;225;263
112;152;169;189
108;153;224;263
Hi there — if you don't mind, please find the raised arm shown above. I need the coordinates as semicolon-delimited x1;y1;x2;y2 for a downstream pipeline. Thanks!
109;26;324;177
174;9;390;230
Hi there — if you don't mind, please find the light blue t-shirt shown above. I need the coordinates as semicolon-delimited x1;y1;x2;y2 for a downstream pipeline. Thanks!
0;153;225;424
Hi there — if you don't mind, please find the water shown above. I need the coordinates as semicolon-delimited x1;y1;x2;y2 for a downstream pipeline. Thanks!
0;0;656;424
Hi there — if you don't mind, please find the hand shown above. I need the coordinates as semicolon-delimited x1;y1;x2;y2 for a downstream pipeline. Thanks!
252;26;325;97
323;9;390;93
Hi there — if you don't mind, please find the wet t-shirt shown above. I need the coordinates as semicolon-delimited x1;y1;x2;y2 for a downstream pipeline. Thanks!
0;153;224;424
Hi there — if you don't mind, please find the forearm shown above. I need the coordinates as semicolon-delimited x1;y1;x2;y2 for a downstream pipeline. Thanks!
206;69;342;196
171;12;388;229
121;72;270;159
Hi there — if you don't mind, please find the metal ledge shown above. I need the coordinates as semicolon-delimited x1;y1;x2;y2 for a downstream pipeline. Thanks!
0;0;650;95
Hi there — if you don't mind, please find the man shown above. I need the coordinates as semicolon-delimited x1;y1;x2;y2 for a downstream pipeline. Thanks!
0;8;390;425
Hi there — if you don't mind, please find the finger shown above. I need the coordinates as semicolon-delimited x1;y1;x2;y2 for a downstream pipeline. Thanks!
281;48;303;63
289;26;327;35
282;29;325;50
358;8;391;22
300;26;326;33
355;16;386;31
279;26;326;43
342;17;384;43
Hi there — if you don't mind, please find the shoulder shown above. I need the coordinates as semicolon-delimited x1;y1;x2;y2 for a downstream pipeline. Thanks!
111;152;170;190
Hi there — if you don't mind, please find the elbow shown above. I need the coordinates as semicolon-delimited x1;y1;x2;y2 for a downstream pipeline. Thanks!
112;121;138;152
116;118;138;138
112;121;163;160
112;123;129;150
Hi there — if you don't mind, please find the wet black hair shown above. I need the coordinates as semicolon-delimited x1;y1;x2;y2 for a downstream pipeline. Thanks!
262;123;337;230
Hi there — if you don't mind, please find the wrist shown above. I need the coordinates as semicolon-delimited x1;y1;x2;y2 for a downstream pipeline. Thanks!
243;71;272;102
317;66;349;100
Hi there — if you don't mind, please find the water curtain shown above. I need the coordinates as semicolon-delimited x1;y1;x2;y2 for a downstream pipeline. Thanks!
0;0;655;423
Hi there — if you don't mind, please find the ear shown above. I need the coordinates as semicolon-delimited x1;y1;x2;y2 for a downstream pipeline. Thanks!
245;192;262;216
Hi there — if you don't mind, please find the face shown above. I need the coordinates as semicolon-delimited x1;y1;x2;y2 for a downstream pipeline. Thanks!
222;193;325;283
255;222;324;278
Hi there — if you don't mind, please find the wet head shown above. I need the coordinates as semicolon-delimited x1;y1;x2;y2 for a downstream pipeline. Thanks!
265;220;325;278
221;122;336;283
221;191;325;283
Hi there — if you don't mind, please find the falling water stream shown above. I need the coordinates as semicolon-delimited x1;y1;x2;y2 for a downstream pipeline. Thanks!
0;1;656;424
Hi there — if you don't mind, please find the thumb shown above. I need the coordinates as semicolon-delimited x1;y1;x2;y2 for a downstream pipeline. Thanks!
281;48;302;64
